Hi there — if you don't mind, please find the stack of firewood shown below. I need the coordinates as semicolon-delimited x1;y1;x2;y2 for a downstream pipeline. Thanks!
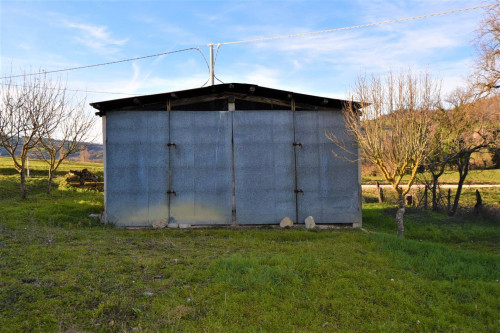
65;169;102;191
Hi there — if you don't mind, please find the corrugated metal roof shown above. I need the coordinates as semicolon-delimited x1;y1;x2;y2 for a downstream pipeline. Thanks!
91;83;358;116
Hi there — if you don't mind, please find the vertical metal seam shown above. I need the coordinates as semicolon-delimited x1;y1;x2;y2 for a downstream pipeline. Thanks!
167;99;172;223
147;114;151;224
102;116;107;223
231;106;237;226
291;97;299;224
357;138;363;227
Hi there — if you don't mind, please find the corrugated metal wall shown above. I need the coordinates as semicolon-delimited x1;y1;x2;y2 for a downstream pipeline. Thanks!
295;111;360;224
170;111;233;225
104;110;361;227
234;111;296;224
105;111;170;226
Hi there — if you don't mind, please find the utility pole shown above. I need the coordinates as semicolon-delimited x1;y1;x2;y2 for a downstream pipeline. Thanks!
209;43;214;86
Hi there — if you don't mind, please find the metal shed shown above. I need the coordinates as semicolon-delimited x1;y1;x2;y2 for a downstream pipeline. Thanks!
91;83;361;228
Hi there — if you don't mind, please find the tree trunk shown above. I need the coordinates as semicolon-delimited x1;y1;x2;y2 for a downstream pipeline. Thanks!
449;155;470;216
20;169;26;199
430;163;445;211
396;195;405;238
47;169;54;194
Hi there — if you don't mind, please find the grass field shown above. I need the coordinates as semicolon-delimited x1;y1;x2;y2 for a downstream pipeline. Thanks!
0;157;499;332
362;168;500;185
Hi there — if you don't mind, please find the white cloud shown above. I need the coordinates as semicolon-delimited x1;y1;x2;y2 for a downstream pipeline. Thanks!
242;65;281;88
132;15;207;45
218;63;281;88
73;63;209;102
225;5;480;95
63;21;128;54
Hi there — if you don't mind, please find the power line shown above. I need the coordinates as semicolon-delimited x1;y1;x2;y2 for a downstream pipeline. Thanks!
0;47;199;80
219;3;499;45
4;83;139;96
74;89;137;96
1;3;496;87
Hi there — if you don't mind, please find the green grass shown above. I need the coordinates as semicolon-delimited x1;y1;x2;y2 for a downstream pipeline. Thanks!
363;187;500;211
0;156;103;178
362;168;500;185
1;157;499;332
363;203;499;252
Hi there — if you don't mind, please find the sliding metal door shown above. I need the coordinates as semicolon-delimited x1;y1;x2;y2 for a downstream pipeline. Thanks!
295;111;361;224
105;111;170;226
169;111;233;225
233;111;296;224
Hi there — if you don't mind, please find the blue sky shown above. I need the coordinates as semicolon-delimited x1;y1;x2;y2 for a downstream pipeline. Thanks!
0;0;490;113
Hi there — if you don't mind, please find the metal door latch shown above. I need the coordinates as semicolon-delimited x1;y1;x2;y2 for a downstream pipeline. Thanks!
167;190;177;196
294;189;304;194
293;142;302;147
167;143;176;147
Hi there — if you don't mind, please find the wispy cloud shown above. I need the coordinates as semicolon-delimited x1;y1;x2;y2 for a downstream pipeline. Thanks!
215;63;280;89
75;61;209;100
63;21;128;54
227;7;479;95
132;15;206;46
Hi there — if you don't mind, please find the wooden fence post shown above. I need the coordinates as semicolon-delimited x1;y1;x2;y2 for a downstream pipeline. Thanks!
423;186;428;210
376;181;384;203
474;189;483;215
447;189;451;213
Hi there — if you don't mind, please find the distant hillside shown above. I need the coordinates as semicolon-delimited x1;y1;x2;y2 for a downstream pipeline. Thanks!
0;142;103;163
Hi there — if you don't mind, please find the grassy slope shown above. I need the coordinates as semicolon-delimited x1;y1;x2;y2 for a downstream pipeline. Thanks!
0;157;499;332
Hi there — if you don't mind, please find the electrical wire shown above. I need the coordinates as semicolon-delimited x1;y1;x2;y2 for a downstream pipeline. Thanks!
0;47;199;80
195;47;211;72
214;44;222;65
2;3;495;88
196;47;213;87
2;83;139;96
214;75;224;84
201;78;210;87
213;44;224;83
219;3;499;45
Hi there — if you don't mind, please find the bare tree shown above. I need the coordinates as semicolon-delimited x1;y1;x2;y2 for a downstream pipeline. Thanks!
0;73;63;198
328;71;441;238
421;112;451;211
474;3;500;96
35;96;95;194
445;87;499;216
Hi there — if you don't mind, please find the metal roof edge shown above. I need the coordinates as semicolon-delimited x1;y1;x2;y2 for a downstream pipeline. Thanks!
90;83;358;116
